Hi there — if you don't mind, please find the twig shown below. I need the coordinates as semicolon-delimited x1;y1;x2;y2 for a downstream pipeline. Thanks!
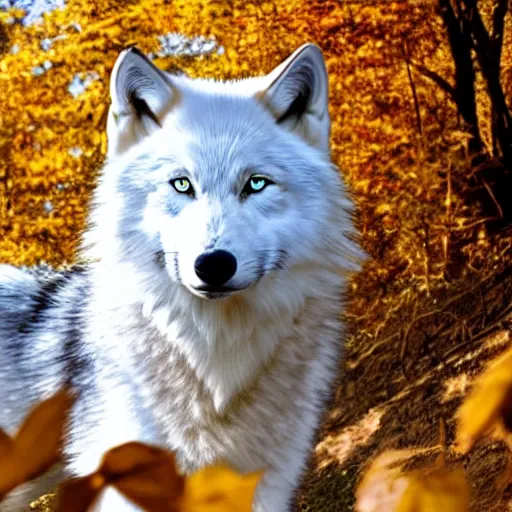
444;164;453;266
399;267;512;377
482;178;504;218
411;62;457;99
402;42;423;137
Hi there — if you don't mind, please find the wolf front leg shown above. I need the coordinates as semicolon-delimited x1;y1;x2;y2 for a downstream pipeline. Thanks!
252;468;298;512
63;376;162;511
251;422;315;512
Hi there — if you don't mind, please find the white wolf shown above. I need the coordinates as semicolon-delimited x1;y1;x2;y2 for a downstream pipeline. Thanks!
0;43;362;511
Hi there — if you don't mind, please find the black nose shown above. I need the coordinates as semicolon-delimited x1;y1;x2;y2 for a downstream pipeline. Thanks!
194;250;237;287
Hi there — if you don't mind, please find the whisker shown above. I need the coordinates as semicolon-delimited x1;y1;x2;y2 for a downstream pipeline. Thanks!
154;250;166;268
174;255;181;282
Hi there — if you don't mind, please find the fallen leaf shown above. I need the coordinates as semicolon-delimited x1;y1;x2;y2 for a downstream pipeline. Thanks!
0;389;74;500
15;389;75;476
396;467;469;512
356;449;418;512
0;430;13;459
102;443;183;512
355;448;467;512
57;441;262;512
57;442;184;512
456;346;512;454
179;465;263;512
56;474;104;512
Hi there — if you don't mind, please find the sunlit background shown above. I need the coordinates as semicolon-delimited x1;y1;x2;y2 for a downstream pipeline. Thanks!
1;0;512;510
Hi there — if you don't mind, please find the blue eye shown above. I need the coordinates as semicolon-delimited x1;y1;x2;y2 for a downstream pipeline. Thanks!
170;178;193;195
243;175;273;196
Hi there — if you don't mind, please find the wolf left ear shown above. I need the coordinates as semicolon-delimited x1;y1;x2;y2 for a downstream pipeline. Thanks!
107;47;177;157
258;44;330;152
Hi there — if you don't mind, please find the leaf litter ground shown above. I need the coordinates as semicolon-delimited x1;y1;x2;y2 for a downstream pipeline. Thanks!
1;0;512;510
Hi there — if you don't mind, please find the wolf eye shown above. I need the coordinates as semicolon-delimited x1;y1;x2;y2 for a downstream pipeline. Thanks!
243;175;273;196
170;178;193;195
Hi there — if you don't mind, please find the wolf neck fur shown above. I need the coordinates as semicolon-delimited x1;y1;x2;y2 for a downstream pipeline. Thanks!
88;257;335;413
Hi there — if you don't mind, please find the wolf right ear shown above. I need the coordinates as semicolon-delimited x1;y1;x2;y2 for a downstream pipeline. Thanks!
107;47;177;157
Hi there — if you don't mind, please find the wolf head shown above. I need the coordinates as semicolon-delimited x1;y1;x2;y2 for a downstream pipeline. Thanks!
83;44;361;303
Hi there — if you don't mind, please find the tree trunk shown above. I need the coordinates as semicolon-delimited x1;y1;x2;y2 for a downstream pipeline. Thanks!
464;0;512;165
437;0;483;156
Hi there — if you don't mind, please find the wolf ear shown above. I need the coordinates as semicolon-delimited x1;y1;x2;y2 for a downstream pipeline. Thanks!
107;47;177;157
258;44;330;152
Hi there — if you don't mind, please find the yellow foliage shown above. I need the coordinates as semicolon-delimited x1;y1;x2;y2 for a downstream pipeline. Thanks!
356;449;469;512
456;346;512;454
396;468;469;512
0;0;479;278
180;465;263;512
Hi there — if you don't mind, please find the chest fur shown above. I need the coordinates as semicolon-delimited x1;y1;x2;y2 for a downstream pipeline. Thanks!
128;303;341;473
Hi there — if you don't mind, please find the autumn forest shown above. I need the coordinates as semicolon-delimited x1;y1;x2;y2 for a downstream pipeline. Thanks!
1;0;512;510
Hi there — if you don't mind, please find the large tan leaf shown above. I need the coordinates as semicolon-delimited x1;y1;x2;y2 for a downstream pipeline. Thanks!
57;441;184;512
104;443;183;512
0;389;74;500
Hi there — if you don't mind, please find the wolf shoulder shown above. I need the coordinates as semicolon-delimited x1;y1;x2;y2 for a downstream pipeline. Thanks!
0;263;86;331
0;264;41;333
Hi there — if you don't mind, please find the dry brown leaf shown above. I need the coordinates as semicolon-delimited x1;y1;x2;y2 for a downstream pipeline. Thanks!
0;429;13;459
100;442;180;479
179;465;263;512
57;441;183;512
103;443;183;512
456;346;512;454
0;389;74;500
56;474;105;512
58;441;261;512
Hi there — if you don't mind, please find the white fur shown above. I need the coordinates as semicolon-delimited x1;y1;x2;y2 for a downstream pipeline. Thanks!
0;44;364;512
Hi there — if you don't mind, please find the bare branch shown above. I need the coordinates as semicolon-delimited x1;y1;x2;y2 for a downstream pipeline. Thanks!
402;43;423;137
411;62;457;99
